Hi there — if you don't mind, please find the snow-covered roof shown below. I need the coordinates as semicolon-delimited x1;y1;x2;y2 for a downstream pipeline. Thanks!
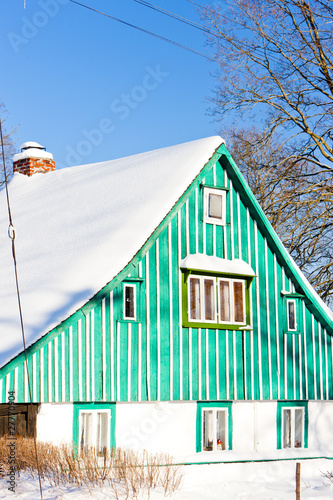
0;136;223;367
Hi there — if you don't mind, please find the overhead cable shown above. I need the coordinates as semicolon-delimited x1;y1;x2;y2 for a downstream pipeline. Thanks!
0;122;44;500
133;0;219;36
69;0;216;62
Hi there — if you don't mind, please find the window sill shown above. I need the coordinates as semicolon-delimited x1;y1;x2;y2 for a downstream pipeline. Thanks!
117;319;141;325
183;321;249;331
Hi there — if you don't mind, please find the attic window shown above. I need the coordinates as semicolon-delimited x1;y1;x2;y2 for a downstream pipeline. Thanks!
281;291;303;334
204;187;226;226
287;300;297;331
123;284;136;320
181;255;254;330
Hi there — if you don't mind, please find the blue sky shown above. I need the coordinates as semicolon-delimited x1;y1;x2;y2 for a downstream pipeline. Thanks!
1;0;221;169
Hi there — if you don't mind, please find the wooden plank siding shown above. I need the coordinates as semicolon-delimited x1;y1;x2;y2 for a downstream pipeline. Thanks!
1;150;333;404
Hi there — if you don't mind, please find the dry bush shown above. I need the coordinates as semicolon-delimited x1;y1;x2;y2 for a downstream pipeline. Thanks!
0;437;183;498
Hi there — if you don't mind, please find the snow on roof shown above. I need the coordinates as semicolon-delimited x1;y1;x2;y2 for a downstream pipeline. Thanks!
180;254;255;277
0;136;223;367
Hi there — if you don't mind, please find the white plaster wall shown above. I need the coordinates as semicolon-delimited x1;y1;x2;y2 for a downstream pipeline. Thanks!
233;402;277;452
308;401;333;453
233;402;255;452
37;403;73;445
116;401;197;457
253;402;277;451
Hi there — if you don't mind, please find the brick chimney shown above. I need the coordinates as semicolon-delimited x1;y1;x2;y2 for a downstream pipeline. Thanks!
13;142;55;176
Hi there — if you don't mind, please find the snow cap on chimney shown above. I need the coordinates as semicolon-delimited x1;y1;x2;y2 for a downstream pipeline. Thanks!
13;142;55;176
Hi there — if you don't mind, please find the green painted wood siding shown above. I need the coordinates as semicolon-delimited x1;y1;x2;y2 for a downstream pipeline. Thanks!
1;156;333;403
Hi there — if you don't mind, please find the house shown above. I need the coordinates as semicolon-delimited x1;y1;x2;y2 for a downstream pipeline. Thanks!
0;136;333;459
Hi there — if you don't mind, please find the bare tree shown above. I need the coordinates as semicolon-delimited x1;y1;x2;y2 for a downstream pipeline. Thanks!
200;0;333;304
0;104;15;189
225;127;333;305
203;0;333;172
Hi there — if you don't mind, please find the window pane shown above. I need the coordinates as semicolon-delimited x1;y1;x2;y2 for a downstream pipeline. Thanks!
190;278;201;320
208;193;223;219
288;301;296;330
283;409;291;448
203;410;214;451
80;412;93;451
216;410;226;450
294;409;303;448
97;412;109;454
219;281;230;322
234;282;245;323
125;286;135;318
204;279;215;320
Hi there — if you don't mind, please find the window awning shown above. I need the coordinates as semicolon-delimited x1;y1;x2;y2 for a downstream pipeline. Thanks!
180;253;256;277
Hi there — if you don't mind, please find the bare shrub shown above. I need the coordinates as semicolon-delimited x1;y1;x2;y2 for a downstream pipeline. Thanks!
0;437;183;498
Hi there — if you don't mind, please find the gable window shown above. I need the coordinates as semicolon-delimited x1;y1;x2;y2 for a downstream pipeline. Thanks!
123;284;136;320
197;402;232;452
185;274;248;329
281;291;304;334
219;278;245;324
79;409;110;454
181;254;255;330
287;299;297;331
189;276;216;322
277;402;308;449
203;187;226;226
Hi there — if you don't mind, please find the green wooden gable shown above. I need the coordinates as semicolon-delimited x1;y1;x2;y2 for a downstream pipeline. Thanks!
1;143;333;404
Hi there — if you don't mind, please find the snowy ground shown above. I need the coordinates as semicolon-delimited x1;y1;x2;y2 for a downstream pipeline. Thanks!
1;458;333;499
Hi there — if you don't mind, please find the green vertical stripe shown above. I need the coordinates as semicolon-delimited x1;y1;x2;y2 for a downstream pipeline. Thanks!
93;303;103;401
218;330;227;400
148;244;158;401
171;217;180;401
191;329;199;400
104;296;111;401
208;329;217;400
72;323;79;401
159;227;170;401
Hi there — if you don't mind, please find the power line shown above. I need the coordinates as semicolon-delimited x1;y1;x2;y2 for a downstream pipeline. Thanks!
184;0;210;10
133;0;285;67
133;0;218;36
69;0;216;62
0;122;44;500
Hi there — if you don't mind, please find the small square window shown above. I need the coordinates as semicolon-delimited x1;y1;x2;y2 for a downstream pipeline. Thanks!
277;402;308;449
79;410;110;454
197;402;232;452
282;407;304;448
202;409;227;451
204;188;226;226
123;284;136;320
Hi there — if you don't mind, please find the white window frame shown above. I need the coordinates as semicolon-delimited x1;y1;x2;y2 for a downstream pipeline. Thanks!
201;407;228;452
123;283;136;320
218;277;246;325
187;275;247;326
203;187;227;226
187;275;217;323
282;407;304;449
286;299;297;331
79;409;110;453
